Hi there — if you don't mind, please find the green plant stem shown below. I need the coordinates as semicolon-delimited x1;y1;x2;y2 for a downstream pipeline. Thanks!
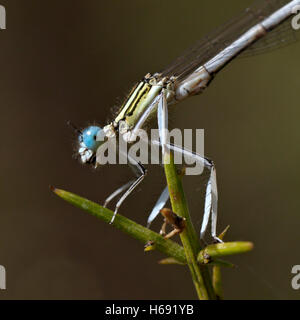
197;242;254;263
51;186;187;263
212;265;223;300
162;152;216;300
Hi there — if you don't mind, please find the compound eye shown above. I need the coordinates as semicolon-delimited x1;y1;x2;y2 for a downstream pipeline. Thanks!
81;126;104;151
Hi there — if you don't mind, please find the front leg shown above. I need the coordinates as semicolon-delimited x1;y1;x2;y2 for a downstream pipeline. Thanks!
103;180;135;208
110;155;147;224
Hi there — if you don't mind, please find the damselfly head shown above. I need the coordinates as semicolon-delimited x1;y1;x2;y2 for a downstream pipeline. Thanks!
77;125;106;165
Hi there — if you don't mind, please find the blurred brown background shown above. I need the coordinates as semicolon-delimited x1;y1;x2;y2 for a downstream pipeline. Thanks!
0;0;299;299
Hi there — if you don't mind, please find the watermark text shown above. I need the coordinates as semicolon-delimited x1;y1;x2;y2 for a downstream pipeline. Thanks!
291;265;300;290
0;265;6;290
96;128;205;175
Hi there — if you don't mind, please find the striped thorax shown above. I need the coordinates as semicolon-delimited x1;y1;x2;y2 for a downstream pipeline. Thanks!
103;73;176;141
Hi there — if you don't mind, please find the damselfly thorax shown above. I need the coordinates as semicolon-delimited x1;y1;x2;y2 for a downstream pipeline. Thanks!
103;73;176;141
103;66;212;143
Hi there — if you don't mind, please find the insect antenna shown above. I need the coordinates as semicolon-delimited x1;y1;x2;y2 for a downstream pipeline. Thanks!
67;120;82;136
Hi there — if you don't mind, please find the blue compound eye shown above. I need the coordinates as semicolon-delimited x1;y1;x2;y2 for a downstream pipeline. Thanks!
81;126;105;151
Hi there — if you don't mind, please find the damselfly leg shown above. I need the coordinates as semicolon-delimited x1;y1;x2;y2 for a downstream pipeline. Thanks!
147;147;221;243
109;155;147;224
147;186;169;228
153;91;222;242
103;180;135;208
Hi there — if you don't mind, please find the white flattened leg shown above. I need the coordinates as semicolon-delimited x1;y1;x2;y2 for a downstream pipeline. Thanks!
152;106;222;242
103;180;135;208
157;89;169;156
210;166;222;242
103;154;143;209
151;140;222;242
147;186;169;227
200;171;212;240
145;90;171;227
110;159;147;224
200;161;222;243
169;144;222;242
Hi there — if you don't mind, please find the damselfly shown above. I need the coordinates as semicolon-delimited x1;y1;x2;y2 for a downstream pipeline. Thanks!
72;0;300;242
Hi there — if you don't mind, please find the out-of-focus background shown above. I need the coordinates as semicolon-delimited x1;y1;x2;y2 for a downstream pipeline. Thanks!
0;0;300;299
